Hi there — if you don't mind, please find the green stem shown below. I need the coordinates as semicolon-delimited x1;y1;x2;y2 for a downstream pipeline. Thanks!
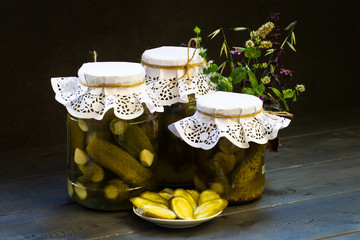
221;28;234;71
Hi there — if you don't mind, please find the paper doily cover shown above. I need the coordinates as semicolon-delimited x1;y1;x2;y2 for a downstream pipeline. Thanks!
168;92;291;149
51;62;164;120
142;46;218;106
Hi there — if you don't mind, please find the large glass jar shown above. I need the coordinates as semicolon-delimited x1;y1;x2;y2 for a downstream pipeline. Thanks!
168;92;290;204
156;95;196;187
194;140;266;204
67;109;158;210
51;62;164;210
141;45;217;187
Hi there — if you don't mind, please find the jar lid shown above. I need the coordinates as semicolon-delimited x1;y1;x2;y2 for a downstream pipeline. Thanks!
51;62;163;120
141;46;217;106
78;62;145;86
168;91;291;149
141;46;203;66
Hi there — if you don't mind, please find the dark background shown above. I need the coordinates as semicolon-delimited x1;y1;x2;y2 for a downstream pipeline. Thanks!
0;0;359;151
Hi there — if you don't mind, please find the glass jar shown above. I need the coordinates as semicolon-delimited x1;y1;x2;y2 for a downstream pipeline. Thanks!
51;61;164;210
155;95;196;187
67;109;158;210
168;91;291;204
141;45;217;187
194;139;266;204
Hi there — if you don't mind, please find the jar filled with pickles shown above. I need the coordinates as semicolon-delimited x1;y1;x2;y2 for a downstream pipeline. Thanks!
141;41;217;187
168;91;291;204
51;62;164;210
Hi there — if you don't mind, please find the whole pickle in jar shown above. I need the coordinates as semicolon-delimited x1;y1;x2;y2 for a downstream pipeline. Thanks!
218;138;241;154
86;139;153;186
209;152;236;177
231;143;266;187
114;125;155;163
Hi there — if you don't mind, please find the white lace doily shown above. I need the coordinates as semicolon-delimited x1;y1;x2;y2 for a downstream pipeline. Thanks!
141;46;217;106
168;91;291;149
51;62;164;120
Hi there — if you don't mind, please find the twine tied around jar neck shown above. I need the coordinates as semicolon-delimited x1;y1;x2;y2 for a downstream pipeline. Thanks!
196;108;293;119
141;38;205;86
78;79;146;88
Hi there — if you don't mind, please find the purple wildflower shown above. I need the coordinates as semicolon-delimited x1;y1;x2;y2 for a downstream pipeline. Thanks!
280;68;293;77
269;12;280;23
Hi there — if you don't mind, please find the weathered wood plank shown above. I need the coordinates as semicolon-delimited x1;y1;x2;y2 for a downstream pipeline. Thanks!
1;155;359;239
0;173;71;216
266;126;360;171
0;143;66;182
1;189;359;240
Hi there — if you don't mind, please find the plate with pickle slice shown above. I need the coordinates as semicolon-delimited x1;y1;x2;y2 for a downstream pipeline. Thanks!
133;207;223;228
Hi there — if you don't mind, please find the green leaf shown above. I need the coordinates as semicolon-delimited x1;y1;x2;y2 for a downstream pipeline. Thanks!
230;67;247;84
193;26;201;34
245;47;261;59
281;98;290;111
265;49;274;56
208;29;221;39
282;89;294;99
241;87;255;95
286;41;297;52
258;84;265;94
284;20;297;31
248;71;258;89
233;47;246;52
291;31;296;45
269;87;282;98
270;64;275;73
218;61;227;74
232;27;248;31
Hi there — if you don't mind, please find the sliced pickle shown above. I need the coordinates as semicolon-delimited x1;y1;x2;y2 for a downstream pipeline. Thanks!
170;196;194;219
159;191;173;200
140;191;169;207
173;189;197;211
138;205;177;219
161;188;174;195
186;189;200;204
194;198;228;219
198;189;221;206
130;197;168;209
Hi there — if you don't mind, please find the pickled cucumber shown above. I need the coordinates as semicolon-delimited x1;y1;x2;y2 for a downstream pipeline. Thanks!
139;149;154;167
209;152;236;176
86;139;153;186
68;116;86;151
194;198;228;219
104;179;129;200
140;191;169;207
173;189;197;211
170;196;194;219
218;138;240;154
73;176;102;200
231;144;266;186
114;125;155;160
137;205;177;219
198;189;221;206
109;118;128;135
78;160;105;183
158;191;173;200
210;177;230;196
74;148;89;165
130;197;168;209
186;189;200;204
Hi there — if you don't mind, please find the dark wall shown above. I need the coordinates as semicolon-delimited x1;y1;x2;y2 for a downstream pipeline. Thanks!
1;0;359;150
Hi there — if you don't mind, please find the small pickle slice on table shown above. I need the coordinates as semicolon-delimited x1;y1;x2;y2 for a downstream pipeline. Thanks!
170;196;194;220
137;205;177;219
194;198;228;219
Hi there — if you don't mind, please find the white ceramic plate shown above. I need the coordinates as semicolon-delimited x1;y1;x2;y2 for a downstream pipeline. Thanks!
133;207;222;228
